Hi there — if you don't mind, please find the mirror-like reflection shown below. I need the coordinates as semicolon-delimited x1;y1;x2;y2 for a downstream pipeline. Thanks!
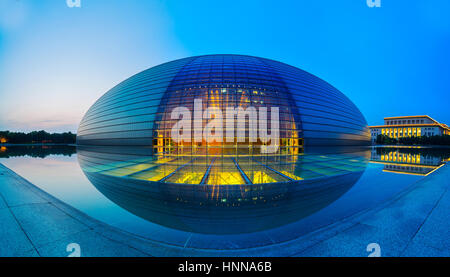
77;146;370;234
370;147;450;176
0;145;76;158
2;145;447;249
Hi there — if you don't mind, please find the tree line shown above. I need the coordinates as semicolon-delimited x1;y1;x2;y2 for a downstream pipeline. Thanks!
375;134;450;146
0;145;76;158
0;130;76;144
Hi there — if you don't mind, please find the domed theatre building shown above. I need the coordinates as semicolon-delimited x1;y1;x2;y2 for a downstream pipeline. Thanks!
77;54;369;187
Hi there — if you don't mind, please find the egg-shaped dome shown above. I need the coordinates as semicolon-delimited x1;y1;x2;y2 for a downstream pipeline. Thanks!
77;57;370;236
77;55;369;148
77;55;369;186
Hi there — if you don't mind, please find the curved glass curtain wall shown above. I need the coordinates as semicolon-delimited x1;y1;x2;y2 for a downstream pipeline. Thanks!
77;146;370;234
77;57;195;145
77;55;370;186
150;55;303;185
262;59;369;146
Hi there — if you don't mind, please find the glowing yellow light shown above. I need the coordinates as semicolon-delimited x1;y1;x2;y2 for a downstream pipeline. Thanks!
103;163;155;177
207;171;244;185
252;171;276;184
280;171;303;180
155;157;174;164
172;172;204;184
144;86;304;185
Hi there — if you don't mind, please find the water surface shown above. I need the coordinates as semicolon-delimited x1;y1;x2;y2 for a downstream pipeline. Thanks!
1;145;448;250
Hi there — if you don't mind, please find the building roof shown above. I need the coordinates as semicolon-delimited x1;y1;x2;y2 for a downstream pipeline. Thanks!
384;115;436;122
370;115;450;132
369;123;443;128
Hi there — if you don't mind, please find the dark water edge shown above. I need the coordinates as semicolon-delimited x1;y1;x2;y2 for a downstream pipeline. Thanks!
0;143;76;146
373;144;450;148
0;144;76;158
374;146;450;160
2;144;450;160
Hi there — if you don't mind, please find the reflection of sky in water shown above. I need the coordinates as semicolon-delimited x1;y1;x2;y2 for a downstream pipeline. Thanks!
0;154;166;234
0;147;427;249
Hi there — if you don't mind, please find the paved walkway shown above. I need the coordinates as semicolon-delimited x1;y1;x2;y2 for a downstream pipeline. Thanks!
0;162;449;257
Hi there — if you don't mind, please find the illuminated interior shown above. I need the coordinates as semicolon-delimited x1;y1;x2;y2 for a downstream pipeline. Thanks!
370;149;445;176
147;82;304;185
80;152;368;185
76;146;369;234
77;55;372;185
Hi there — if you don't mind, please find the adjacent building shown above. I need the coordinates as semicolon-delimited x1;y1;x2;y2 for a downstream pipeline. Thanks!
369;115;450;144
370;148;446;176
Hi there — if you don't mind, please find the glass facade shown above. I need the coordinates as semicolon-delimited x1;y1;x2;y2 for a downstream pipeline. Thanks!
77;146;369;234
77;55;369;186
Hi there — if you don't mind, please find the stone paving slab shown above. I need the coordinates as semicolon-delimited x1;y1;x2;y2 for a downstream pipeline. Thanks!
295;163;450;257
0;162;449;257
37;230;148;257
0;174;49;207
403;189;450;252
0;194;7;210
401;239;448;257
11;203;90;248
0;163;153;257
0;208;37;256
295;223;407;257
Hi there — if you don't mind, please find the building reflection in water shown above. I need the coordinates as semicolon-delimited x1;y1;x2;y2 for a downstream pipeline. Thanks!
77;146;370;234
370;147;450;176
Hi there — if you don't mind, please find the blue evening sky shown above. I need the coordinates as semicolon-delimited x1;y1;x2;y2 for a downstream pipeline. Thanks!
0;0;449;132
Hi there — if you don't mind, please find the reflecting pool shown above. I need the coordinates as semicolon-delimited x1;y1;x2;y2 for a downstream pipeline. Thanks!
1;145;449;250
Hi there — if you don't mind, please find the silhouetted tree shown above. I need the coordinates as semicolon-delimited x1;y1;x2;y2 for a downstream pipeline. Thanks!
0;131;76;144
0;145;76;158
375;134;450;146
376;134;398;145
